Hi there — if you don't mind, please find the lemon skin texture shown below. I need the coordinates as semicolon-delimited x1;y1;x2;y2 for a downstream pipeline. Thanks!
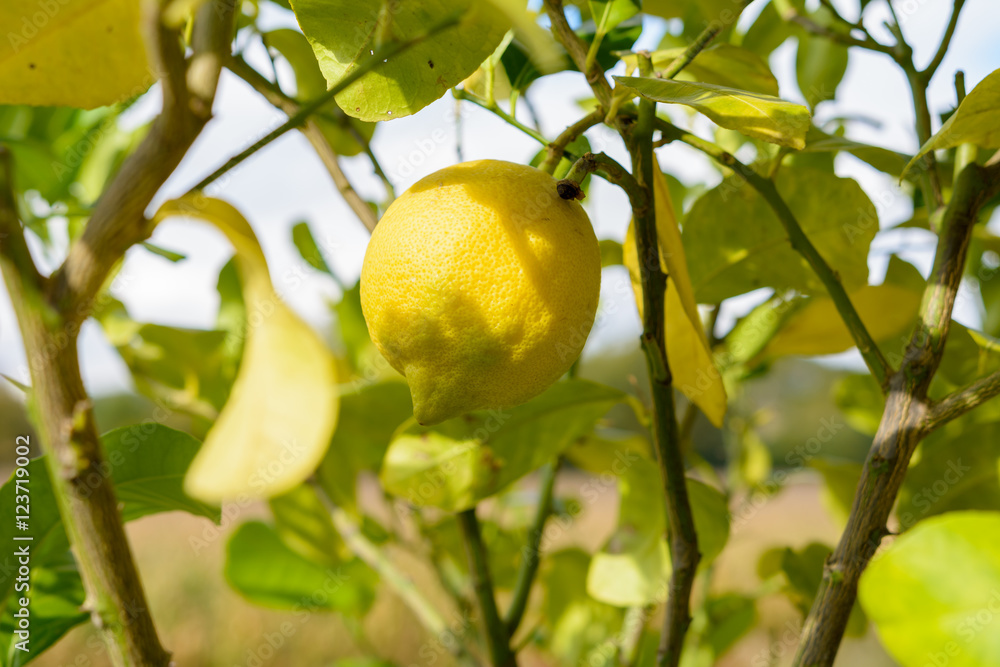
360;160;601;425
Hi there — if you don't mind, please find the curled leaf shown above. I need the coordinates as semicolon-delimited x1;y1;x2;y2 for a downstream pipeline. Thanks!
154;196;338;502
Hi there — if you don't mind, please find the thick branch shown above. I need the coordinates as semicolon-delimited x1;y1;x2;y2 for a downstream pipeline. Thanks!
660;123;893;389
51;0;234;328
457;509;517;667
504;460;559;636
227;55;378;232
792;160;1000;667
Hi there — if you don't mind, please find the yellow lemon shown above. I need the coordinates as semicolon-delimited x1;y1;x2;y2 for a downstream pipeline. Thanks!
360;160;601;425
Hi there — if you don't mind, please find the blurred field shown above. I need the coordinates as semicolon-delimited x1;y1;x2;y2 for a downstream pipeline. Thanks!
32;470;898;667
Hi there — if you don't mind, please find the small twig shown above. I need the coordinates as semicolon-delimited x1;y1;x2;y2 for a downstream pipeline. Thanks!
452;88;550;147
560;151;645;206
504;460;560;635
457;509;517;667
658;122;893;390
227;55;378;231
921;0;966;81
539;108;604;174
191;14;464;194
924;370;1000;432
784;9;895;56
542;0;614;107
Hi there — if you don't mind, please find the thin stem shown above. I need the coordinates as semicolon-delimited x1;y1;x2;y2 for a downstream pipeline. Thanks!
792;160;1000;667
457;509;517;667
192;14;463;193
452;88;550;146
921;0;966;81
540;108;604;174
560;151;645;205
659;122;893;390
316;488;476;663
504;459;560;635
783;8;895;56
227;55;378;231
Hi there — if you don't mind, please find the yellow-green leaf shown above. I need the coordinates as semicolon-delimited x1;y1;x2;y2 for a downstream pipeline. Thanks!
614;76;811;149
153;196;338;502
291;0;510;121
904;67;1000;177
0;0;152;109
761;284;922;358
620;44;779;96
623;170;728;427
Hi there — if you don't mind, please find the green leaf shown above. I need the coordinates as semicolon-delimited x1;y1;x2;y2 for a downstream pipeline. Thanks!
598;239;624;267
333;280;376;373
795;33;848;108
897;422;1000;529
225;521;376;613
587;458;729;607
703;594;758;658
0;426;214;656
905;67;1000;177
741;1;799;58
834;373;885;436
621;44;779;96
859;512;1000;667
542;549;624;665
801;126;910;178
683;167;876;303
155;196;339;502
614;76;811;149
270;484;345;566
589;0;640;33
0;556;87;666
291;0;510;121
317;381;413;513
0;0;152;108
380;380;623;511
291;220;334;276
264;28;375;157
760;283;922;359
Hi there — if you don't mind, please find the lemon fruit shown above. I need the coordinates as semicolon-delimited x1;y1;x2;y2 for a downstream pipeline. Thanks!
360;159;601;425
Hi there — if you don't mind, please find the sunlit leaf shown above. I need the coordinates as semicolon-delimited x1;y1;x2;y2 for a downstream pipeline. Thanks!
795;32;848;108
380;380;622;511
0;0;152;108
683;167;876;302
761;284;921;358
270;484;346;566
154;196;339;502
614;76;811;149
905;67;1000;177
623;169;728;426
291;0;510;121
860;512;1000;667
621;44;778;96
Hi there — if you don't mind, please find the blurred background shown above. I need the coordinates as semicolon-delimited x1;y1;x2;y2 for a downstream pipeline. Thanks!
1;0;998;665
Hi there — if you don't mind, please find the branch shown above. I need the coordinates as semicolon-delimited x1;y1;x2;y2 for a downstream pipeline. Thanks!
783;9;895;56
921;0;966;81
51;0;234;328
792;159;1000;667
504;459;559;635
457;509;517;667
542;0;613;107
656;0;754;80
925;370;1000;431
227;55;378;232
658;123;893;390
452;88;550;146
539;108;604;174
0;149;45;297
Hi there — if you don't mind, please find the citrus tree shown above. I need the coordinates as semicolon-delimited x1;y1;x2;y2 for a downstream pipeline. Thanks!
1;1;1000;666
